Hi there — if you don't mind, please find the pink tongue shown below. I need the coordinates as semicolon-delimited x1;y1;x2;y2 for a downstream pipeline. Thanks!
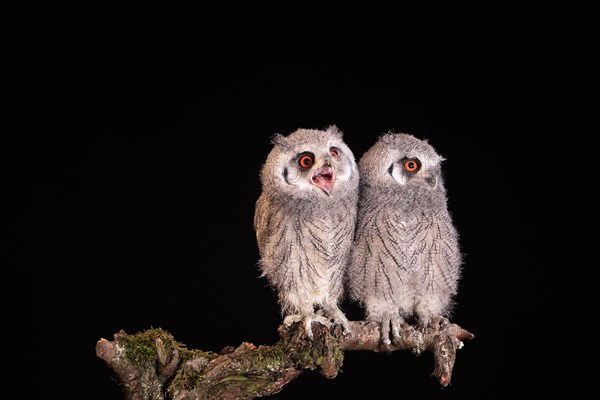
313;173;333;193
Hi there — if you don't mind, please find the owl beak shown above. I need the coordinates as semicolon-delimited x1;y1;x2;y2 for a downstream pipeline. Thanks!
311;163;336;196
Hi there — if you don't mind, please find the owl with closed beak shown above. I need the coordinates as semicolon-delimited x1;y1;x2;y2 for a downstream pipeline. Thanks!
254;125;359;338
348;132;462;346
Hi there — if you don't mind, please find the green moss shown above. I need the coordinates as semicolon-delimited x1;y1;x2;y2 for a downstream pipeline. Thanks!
282;324;345;378
245;343;288;372
182;368;205;390
179;347;218;363
167;349;219;394
120;328;176;367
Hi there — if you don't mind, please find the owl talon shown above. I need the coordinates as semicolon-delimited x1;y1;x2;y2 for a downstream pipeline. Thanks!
283;314;303;327
306;314;334;339
313;314;333;328
284;313;334;340
319;307;351;335
436;316;450;328
417;314;449;333
304;319;315;339
337;321;351;335
417;318;430;334
380;318;391;346
382;337;392;350
378;315;405;346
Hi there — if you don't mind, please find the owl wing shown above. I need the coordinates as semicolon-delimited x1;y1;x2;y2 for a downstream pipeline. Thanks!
415;211;462;296
254;194;292;280
253;193;271;255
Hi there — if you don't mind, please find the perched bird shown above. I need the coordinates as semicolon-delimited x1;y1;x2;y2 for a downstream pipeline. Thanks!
348;132;462;346
254;125;359;338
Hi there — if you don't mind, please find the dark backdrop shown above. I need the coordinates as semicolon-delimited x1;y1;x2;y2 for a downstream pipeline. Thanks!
22;66;548;399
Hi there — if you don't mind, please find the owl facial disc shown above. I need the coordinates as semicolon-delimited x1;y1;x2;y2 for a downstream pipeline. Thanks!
311;165;335;196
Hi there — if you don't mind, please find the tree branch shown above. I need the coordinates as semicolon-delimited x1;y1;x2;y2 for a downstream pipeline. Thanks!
96;321;474;400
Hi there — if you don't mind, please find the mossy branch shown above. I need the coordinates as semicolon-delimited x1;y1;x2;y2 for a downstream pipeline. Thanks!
96;321;474;400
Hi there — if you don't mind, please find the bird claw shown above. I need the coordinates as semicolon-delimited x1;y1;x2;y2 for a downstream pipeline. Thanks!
436;316;450;328
417;319;429;334
316;307;351;335
381;314;405;347
284;313;333;340
390;314;403;342
283;314;303;327
331;314;351;336
417;315;449;333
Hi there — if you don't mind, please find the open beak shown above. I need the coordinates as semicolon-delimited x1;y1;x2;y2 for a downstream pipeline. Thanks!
311;164;336;196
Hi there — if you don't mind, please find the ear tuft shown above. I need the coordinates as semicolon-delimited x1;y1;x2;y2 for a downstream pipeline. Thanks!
326;124;343;138
270;133;287;147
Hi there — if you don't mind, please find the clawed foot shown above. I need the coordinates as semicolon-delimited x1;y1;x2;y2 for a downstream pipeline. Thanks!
416;315;449;334
284;313;333;339
284;308;350;339
317;307;351;335
380;315;405;349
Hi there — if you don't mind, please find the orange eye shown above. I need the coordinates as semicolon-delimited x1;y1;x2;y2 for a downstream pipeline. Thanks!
299;154;314;169
403;159;420;172
330;149;339;157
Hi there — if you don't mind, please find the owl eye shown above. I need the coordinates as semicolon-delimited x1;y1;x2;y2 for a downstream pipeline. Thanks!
330;147;340;157
402;158;421;172
298;153;314;169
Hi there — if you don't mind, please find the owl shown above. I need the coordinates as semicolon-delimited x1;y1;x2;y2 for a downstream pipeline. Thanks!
347;132;462;346
254;125;359;338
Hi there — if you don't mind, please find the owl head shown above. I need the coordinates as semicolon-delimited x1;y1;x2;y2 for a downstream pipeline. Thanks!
260;125;358;201
359;132;445;190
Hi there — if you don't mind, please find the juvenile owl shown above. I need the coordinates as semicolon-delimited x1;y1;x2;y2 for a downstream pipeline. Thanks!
254;125;359;338
348;132;462;346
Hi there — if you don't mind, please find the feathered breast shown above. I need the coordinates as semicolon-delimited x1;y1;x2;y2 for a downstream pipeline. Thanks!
254;193;356;291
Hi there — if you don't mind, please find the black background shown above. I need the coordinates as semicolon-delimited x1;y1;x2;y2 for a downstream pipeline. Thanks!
22;65;548;398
